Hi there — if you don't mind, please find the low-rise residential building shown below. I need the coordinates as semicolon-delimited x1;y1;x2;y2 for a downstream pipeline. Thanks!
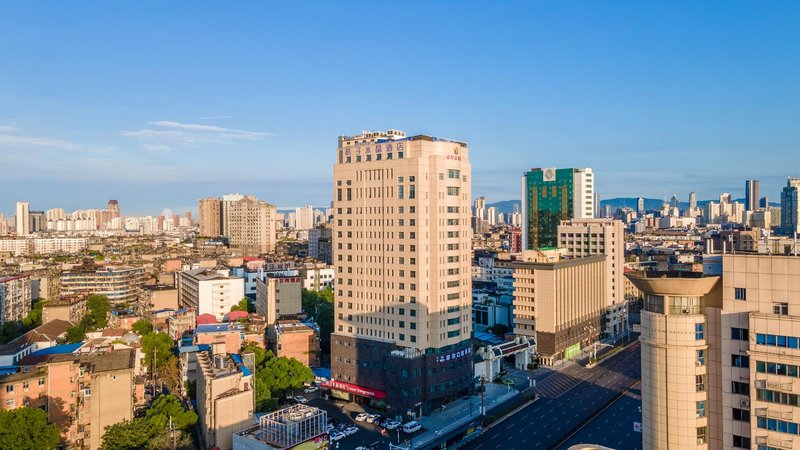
11;319;73;350
194;323;246;355
60;266;146;304
196;350;255;450
255;272;302;324
177;267;245;321
297;265;335;291
141;284;178;310
168;308;197;341
42;294;87;324
0;347;137;450
0;274;32;324
267;320;320;367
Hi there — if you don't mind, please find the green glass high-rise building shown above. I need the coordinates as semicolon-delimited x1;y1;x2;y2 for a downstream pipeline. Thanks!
521;167;594;250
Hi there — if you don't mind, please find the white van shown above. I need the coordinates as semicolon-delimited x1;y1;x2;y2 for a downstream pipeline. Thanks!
402;421;422;433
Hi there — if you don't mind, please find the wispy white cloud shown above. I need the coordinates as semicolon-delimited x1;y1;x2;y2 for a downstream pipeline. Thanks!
0;133;77;149
122;120;270;150
0;125;20;132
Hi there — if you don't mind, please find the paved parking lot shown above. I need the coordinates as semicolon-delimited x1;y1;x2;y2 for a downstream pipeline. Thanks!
297;390;424;449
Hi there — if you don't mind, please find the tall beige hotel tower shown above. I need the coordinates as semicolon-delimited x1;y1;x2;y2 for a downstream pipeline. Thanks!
329;130;473;413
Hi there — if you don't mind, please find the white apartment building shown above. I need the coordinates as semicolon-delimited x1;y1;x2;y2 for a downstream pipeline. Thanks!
15;202;30;236
177;267;245;321
223;195;276;255
0;274;32;324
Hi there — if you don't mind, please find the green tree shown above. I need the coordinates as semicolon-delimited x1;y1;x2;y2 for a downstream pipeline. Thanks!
22;299;45;328
145;395;197;431
85;294;111;329
0;322;23;345
0;407;61;450
301;288;333;354
141;332;174;371
132;318;154;336
101;418;157;450
230;298;254;313
256;356;314;402
64;324;87;343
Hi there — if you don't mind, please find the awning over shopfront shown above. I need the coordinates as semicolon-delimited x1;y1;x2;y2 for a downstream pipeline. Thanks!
320;380;387;399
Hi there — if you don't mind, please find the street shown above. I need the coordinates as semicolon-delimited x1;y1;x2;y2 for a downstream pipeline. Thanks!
461;342;641;450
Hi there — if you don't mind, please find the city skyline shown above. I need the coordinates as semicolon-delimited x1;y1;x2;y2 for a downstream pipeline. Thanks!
2;2;799;214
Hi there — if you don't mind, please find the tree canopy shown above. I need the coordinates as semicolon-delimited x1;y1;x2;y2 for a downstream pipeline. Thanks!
230;297;254;313
301;288;333;354
0;407;61;450
252;354;314;412
85;294;110;329
132;318;154;336
102;395;196;450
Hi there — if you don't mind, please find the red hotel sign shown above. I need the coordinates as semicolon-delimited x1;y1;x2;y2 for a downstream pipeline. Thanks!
321;380;387;399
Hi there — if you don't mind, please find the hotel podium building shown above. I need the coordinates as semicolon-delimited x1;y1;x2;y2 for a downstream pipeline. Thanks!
329;130;473;413
628;254;800;450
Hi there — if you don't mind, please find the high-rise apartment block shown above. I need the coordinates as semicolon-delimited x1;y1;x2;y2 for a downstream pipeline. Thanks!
330;130;473;413
224;195;277;254
199;197;223;237
521;167;594;250
15;202;30;236
781;177;800;236
745;179;760;212
295;205;315;231
558;218;625;308
255;272;302;324
628;254;800;450
0;274;32;324
107;199;120;218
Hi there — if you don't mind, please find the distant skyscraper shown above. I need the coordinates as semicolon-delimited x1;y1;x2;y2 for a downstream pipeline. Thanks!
15;202;30;236
594;192;601;218
198;197;223;237
29;211;45;233
759;196;769;209
745;179;760;211
670;194;679;209
108;199;120;218
637;197;645;215
689;192;697;210
780;177;800;236
225;195;277;254
520;167;594;250
331;129;473;413
294;205;314;231
221;193;244;236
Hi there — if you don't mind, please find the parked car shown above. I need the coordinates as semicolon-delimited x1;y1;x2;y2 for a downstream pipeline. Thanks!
355;413;369;422
379;418;391;428
330;431;345;442
304;386;318;393
326;424;336;433
337;424;347;432
403;421;422;433
344;426;358;436
366;414;380;423
385;420;401;430
293;395;308;404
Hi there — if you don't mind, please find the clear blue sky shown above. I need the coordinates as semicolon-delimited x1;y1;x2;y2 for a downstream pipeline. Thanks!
1;1;798;216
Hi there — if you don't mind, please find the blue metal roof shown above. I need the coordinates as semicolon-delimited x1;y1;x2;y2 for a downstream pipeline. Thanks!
177;344;211;354
312;367;331;380
473;332;504;345
0;367;17;375
30;343;82;356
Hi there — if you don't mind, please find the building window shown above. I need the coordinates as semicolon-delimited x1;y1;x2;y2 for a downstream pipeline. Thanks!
447;186;459;196
732;435;750;448
696;349;705;366
4;399;13;409
695;323;704;340
732;381;750;395
696;426;707;444
696;374;706;392
447;169;460;179
731;327;749;341
774;302;789;315
734;288;746;300
732;407;751;422
732;354;750;368
5;385;12;393
696;401;705;418
756;416;800;435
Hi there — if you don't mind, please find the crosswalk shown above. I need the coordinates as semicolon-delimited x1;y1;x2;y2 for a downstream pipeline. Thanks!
533;370;588;398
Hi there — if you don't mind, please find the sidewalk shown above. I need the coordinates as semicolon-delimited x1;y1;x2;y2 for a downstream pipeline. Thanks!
410;383;518;449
